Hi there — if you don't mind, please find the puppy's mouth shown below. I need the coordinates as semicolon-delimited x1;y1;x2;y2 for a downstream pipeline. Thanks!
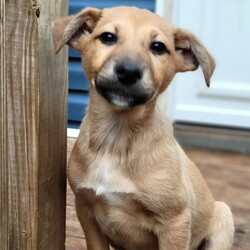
95;78;154;108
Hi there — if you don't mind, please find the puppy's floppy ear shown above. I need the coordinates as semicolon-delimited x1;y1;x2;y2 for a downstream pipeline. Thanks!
174;28;215;87
52;8;102;53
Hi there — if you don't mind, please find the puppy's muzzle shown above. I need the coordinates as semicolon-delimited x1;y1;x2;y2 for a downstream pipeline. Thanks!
96;59;154;108
116;61;142;86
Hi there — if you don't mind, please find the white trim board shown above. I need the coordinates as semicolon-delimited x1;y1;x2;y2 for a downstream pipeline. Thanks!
67;128;80;138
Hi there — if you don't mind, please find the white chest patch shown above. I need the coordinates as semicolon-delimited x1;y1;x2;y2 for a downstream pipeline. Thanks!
79;154;136;201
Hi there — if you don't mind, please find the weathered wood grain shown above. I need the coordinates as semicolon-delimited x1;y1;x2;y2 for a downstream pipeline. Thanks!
0;0;68;249
66;138;250;250
37;1;68;249
65;236;87;250
0;1;7;248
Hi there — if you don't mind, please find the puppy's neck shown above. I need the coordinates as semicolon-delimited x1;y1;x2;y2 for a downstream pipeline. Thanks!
85;89;157;154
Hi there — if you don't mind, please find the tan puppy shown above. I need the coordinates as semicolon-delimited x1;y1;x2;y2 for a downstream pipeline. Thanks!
52;6;234;250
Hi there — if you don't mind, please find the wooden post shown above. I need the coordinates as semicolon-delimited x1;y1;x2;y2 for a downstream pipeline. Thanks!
0;0;68;249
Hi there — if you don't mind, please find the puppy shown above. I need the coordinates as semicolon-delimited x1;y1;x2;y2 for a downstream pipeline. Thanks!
52;6;234;250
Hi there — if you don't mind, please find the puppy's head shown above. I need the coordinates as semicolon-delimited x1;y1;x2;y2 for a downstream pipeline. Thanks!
52;7;215;108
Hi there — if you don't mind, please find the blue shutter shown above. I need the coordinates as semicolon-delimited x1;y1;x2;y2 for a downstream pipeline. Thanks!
68;0;156;128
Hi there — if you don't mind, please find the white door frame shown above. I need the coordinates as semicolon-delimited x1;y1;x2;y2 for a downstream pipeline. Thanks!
163;0;250;129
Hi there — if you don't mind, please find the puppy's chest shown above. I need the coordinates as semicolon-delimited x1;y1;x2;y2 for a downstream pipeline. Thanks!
79;155;137;203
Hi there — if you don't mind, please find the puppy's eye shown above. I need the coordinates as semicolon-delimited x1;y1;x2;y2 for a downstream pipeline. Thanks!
150;42;168;55
99;32;117;45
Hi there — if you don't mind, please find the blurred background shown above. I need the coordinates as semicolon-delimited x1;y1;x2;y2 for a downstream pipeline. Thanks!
65;1;250;250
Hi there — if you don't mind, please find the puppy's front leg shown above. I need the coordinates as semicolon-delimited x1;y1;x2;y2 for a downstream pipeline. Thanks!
157;208;191;250
75;198;110;250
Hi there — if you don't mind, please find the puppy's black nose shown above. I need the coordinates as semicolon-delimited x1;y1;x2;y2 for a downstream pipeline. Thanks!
115;61;142;85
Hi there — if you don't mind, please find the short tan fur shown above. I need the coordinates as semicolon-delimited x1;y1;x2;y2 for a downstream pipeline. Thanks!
52;6;234;250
